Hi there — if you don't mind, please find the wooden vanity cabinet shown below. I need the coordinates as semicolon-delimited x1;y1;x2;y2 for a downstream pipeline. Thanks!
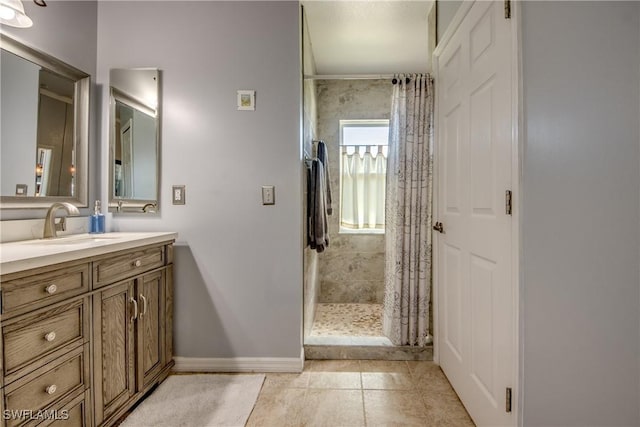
92;246;174;427
0;261;93;427
135;269;166;390
92;281;136;424
0;240;174;427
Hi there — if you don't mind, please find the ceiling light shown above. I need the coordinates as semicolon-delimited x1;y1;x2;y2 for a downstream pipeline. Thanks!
0;0;33;28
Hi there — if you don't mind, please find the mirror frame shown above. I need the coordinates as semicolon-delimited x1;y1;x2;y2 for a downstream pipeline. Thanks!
108;70;161;214
0;34;90;210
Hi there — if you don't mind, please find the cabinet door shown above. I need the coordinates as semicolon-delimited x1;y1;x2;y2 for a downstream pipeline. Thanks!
136;270;165;390
93;281;136;425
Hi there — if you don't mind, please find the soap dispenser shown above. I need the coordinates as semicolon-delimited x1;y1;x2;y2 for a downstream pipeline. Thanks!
89;200;105;234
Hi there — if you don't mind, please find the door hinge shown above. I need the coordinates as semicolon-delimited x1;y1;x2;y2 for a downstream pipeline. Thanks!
505;190;512;215
506;387;512;413
504;0;511;19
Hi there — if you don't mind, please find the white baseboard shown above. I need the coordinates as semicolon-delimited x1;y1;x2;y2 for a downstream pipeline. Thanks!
173;352;304;373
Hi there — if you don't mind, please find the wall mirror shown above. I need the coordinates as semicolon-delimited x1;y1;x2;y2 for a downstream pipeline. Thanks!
0;34;90;209
109;68;160;213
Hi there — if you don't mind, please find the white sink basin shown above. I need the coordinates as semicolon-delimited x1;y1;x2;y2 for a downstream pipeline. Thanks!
27;235;121;245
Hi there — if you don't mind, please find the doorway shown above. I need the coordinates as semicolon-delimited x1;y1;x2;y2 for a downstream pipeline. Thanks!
300;1;436;360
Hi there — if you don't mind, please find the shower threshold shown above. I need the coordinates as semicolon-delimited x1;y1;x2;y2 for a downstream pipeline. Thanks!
305;303;432;361
305;335;393;346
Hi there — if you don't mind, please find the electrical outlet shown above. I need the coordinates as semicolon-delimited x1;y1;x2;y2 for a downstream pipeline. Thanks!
262;185;275;205
172;185;185;205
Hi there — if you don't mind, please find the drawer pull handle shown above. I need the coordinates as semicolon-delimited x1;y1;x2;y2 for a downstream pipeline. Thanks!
134;260;142;267
44;331;56;342
140;294;147;317
45;384;57;395
45;284;57;295
130;297;138;322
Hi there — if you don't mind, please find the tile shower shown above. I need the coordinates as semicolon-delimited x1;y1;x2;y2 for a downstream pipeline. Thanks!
304;79;393;346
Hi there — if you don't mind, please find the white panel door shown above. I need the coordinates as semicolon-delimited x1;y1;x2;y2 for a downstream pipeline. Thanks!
435;1;514;425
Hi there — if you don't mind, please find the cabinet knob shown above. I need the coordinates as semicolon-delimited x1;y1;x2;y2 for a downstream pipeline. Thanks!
44;331;56;342
45;384;57;395
134;260;142;267
45;284;57;294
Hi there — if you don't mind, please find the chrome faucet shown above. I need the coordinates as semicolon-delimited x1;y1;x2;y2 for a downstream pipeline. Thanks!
142;203;157;213
43;202;80;239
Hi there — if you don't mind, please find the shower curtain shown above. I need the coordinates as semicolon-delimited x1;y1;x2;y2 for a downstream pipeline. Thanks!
383;74;434;347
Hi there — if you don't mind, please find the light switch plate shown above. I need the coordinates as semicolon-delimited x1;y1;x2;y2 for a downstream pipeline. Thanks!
172;185;185;205
15;184;27;196
262;185;275;205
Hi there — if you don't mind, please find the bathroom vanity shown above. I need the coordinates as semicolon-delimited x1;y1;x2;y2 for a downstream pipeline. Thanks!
0;232;176;427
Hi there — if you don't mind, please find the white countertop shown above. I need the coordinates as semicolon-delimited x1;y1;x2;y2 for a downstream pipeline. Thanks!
0;232;178;276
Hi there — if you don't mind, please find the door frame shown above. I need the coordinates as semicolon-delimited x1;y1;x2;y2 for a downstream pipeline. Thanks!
431;0;522;422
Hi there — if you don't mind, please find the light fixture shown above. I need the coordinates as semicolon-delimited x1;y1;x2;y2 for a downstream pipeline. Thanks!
0;0;33;28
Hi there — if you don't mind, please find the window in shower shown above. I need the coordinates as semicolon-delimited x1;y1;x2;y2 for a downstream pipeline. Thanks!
339;119;389;233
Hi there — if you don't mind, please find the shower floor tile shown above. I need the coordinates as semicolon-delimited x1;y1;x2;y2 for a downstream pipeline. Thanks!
310;303;383;338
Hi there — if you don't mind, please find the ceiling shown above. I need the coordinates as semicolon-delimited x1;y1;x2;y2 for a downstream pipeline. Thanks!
302;0;434;75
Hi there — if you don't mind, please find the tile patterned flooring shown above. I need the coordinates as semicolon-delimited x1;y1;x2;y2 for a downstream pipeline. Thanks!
310;303;383;337
246;360;475;427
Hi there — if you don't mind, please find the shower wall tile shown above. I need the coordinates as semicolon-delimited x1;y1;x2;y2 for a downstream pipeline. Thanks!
304;248;320;337
320;280;385;304
328;233;385;252
303;58;320;339
315;79;393;304
320;252;385;282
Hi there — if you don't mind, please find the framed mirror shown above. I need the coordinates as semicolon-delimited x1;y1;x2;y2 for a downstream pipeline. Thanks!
108;68;160;213
0;34;90;209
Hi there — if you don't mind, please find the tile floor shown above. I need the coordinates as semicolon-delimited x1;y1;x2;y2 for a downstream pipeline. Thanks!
246;360;474;427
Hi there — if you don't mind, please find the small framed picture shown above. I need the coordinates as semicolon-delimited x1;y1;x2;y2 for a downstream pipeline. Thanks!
237;90;256;111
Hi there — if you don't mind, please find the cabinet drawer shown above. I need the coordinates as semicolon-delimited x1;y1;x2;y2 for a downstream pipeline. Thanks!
93;245;165;288
4;346;88;427
1;264;89;317
46;396;84;427
14;389;89;427
37;390;89;427
3;299;89;382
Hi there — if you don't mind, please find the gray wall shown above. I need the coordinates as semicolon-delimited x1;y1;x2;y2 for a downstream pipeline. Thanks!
521;2;640;425
315;79;392;304
0;0;98;220
436;0;463;44
1;1;97;76
96;1;303;359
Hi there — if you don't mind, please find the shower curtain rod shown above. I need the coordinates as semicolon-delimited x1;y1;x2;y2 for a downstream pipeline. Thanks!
304;74;395;80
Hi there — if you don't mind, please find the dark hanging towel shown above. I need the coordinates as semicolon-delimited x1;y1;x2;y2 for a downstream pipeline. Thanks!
308;159;329;253
306;162;313;247
316;141;333;215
